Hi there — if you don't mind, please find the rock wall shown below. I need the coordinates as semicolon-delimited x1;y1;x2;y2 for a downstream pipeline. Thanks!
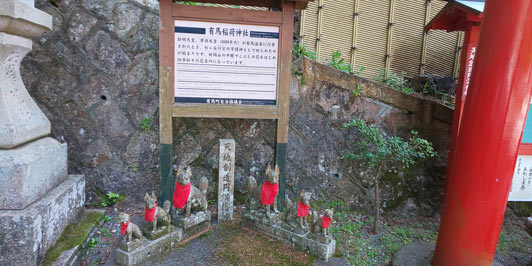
21;0;452;215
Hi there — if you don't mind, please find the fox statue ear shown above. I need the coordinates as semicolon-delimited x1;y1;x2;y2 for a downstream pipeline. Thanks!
275;165;280;175
176;167;183;177
144;193;149;201
266;165;271;174
151;192;157;200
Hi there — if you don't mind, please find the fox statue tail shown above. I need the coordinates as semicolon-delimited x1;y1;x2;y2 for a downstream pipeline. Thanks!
163;200;171;213
198;176;209;196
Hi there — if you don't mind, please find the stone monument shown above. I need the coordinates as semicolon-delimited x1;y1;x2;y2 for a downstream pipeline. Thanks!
0;0;85;265
218;139;235;222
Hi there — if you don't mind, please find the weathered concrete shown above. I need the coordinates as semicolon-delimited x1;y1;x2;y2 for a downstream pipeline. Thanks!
0;174;85;266
172;210;211;230
0;0;52;39
0;32;51;148
0;137;67;209
53;245;79;266
115;228;183;266
218;139;235;222
242;215;336;261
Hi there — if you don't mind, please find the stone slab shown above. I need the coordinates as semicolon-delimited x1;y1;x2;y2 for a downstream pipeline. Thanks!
0;32;51;148
0;137;67;209
119;238;147;252
53;245;79;266
218;139;235;222
181;220;210;241
143;225;175;241
0;0;52;38
115;228;183;266
172;210;211;230
0;174;85;266
242;209;281;226
243;215;336;261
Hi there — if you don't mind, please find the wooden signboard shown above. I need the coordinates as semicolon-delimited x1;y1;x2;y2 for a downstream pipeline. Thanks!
158;0;312;208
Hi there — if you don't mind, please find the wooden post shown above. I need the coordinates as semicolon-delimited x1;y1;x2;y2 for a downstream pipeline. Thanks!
276;0;295;210
159;0;175;204
316;0;324;61
452;31;464;79
384;0;395;79
350;0;360;67
420;0;431;75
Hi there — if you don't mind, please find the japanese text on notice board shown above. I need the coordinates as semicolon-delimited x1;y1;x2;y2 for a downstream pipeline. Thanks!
174;20;279;106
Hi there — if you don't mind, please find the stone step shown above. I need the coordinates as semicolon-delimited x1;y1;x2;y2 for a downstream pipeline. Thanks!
0;174;85;266
0;137;68;209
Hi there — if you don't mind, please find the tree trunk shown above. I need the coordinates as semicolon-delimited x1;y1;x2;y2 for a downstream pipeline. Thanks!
373;166;381;234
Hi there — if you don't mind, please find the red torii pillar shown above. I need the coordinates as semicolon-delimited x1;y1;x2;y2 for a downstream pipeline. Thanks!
433;0;532;265
425;2;482;185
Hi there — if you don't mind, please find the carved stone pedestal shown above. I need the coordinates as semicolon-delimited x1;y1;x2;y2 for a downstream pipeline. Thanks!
242;211;336;261
0;175;85;265
242;209;281;226
143;225;175;241
119;238;147;252
172;210;212;240
115;228;183;266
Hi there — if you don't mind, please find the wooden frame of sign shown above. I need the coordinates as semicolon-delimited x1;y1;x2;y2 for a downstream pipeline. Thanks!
158;0;312;209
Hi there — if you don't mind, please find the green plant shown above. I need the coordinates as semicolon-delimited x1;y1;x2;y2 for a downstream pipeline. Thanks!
101;192;121;207
88;237;99;248
101;227;111;238
292;43;316;60
326;50;353;74
375;69;414;94
352;66;366;76
352;83;362;97
140;118;151;131
127;164;138;172
342;119;436;233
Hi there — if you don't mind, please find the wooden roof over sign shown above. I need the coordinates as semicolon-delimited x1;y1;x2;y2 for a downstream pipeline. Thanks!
164;0;314;10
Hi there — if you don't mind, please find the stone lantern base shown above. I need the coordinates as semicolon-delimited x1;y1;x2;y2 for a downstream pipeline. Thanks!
0;175;85;265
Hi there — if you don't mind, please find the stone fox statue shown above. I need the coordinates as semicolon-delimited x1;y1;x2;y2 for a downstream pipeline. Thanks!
144;192;171;232
311;208;334;238
119;212;143;243
248;165;280;217
173;166;209;217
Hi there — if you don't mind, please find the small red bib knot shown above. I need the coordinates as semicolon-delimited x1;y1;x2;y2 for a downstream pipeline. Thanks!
321;215;333;229
173;182;191;209
145;203;157;222
120;221;129;235
297;201;310;217
260;181;279;206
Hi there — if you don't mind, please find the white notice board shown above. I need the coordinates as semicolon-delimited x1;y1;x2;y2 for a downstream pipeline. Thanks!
509;155;532;201
174;20;279;105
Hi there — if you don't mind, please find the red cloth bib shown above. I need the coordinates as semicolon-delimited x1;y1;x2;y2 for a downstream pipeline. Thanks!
260;181;279;206
145;204;157;222
173;182;191;209
120;221;129;235
297;201;310;217
321;216;333;229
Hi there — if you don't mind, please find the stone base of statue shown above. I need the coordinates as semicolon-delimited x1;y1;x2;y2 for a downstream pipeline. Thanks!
172;210;211;241
242;212;336;261
0;175;85;265
115;228;183;266
242;208;281;226
119;237;147;252
281;220;311;235
143;224;175;241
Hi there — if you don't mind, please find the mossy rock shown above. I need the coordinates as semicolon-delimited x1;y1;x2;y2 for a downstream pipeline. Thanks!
41;211;104;266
